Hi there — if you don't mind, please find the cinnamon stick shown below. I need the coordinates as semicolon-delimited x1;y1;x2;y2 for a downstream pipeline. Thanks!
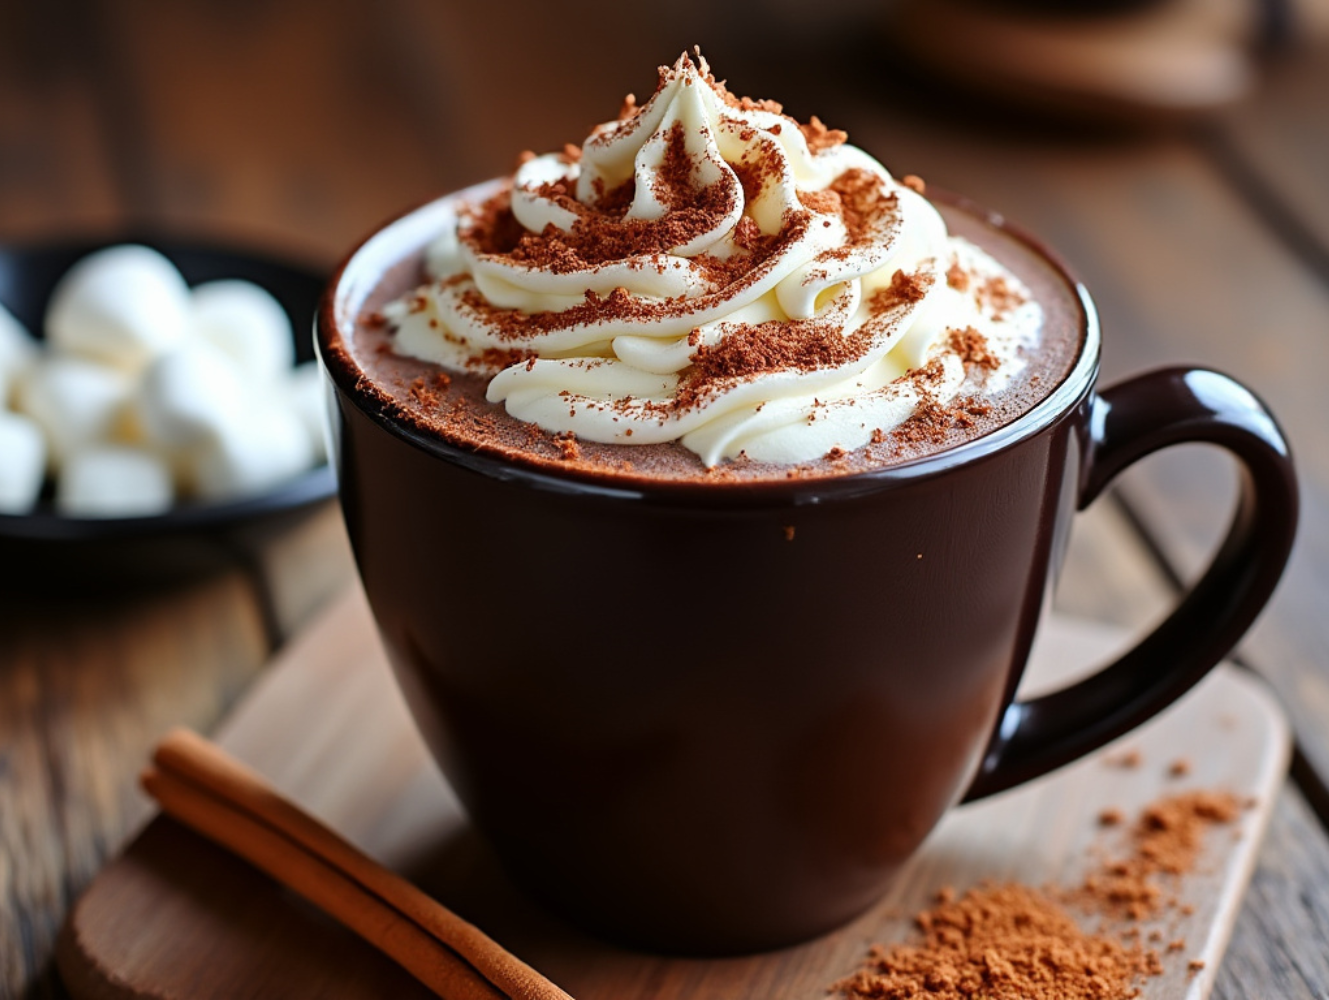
141;728;574;1000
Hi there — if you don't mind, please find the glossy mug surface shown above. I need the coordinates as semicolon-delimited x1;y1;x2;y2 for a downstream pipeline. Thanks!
317;192;1297;955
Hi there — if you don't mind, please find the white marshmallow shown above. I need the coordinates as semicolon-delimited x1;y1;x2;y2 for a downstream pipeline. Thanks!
191;280;294;381
0;302;38;407
0;411;47;513
191;402;314;502
137;341;249;449
56;445;173;518
45;245;190;372
15;356;132;464
286;362;329;464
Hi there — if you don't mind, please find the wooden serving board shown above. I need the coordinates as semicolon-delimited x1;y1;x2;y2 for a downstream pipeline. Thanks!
58;586;1290;1000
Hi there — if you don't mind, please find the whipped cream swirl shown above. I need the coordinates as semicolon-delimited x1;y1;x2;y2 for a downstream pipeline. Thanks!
386;54;1041;466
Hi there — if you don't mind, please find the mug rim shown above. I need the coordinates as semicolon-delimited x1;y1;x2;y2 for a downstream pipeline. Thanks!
317;183;1102;507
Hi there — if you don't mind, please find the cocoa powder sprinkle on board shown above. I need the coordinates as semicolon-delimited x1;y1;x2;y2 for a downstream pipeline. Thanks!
833;883;1161;1000
1075;790;1245;921
833;790;1245;1000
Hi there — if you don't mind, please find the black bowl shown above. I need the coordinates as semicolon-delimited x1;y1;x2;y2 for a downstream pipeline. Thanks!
0;236;336;590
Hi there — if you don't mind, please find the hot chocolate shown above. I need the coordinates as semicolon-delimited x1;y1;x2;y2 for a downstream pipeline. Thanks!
316;49;1296;956
338;54;1083;485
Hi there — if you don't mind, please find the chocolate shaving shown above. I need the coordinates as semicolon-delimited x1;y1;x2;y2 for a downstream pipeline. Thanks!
946;259;971;292
869;269;929;313
947;326;1000;370
800;114;848;153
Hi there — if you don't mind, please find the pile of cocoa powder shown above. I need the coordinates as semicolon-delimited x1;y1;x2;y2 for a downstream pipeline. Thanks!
832;787;1245;1000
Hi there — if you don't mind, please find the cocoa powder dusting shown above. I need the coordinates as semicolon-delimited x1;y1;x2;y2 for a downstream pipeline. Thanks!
552;430;580;460
467;347;536;372
834;790;1245;999
948;326;1001;370
946;259;971;292
894;396;954;446
978;274;1027;318
685;316;870;389
464;124;742;276
834;884;1160;1000
1076;791;1245;921
800;114;848;153
889;359;989;449
408;376;443;409
869;269;928;313
1108;749;1143;770
797;188;842;216
830;168;898;245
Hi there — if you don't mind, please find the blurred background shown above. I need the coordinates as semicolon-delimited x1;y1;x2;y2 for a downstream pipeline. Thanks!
3;0;1325;266
4;2;1329;997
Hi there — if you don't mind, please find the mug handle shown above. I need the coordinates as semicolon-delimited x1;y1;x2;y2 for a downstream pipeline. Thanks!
963;367;1298;801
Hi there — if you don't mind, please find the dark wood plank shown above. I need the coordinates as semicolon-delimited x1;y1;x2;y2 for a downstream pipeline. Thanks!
1214;783;1329;1000
252;504;357;642
1211;42;1329;271
0;575;269;1000
1054;495;1173;626
378;0;700;186
86;0;448;264
0;6;284;997
0;2;123;238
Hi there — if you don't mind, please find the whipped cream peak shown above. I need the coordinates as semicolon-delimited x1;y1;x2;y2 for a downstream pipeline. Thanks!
384;53;1041;467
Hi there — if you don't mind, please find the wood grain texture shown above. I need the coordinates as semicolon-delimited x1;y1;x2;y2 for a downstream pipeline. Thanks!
1213;783;1329;1000
84;0;446;263
0;574;269;1000
1053;494;1175;628
0;2;123;239
378;0;716;188
241;503;357;644
59;588;1290;1000
1211;44;1329;271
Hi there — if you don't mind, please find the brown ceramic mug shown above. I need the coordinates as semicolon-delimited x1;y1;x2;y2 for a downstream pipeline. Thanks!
316;191;1298;955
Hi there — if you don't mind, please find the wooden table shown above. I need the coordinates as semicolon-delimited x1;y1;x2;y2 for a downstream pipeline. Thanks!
2;4;1327;996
